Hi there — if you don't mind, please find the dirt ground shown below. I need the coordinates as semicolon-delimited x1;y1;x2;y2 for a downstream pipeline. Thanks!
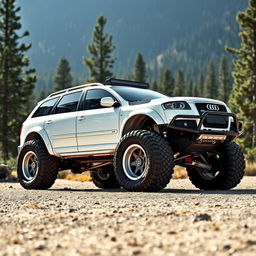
0;177;256;256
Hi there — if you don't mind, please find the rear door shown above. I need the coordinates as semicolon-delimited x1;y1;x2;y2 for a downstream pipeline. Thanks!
76;89;120;153
44;91;82;154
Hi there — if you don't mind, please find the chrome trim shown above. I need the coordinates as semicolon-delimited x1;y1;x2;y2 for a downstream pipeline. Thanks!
51;133;76;140
77;130;117;137
61;149;115;158
206;104;220;111
54;146;78;154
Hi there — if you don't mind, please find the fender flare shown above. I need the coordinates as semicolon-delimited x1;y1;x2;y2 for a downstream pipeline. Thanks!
23;126;55;155
120;109;165;136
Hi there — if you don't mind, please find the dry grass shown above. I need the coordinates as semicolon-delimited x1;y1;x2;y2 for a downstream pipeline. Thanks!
173;166;188;179
245;163;256;176
64;171;92;182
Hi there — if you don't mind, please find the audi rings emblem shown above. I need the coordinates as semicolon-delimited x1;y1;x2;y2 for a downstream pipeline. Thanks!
206;104;220;111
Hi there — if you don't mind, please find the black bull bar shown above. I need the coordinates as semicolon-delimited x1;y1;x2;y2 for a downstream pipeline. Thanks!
166;111;242;138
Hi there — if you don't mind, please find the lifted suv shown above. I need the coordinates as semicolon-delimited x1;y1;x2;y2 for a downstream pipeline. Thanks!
17;78;245;191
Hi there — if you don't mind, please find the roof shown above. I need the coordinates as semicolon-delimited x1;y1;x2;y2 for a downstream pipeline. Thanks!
47;78;149;98
47;82;103;98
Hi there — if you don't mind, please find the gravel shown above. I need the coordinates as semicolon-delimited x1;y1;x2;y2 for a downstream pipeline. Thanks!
0;177;256;256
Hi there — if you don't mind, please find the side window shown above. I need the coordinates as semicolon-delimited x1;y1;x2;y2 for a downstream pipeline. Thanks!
83;89;116;110
32;97;59;118
55;91;82;114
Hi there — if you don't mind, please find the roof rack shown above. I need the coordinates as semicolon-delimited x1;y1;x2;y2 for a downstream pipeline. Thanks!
105;78;149;89
47;82;103;98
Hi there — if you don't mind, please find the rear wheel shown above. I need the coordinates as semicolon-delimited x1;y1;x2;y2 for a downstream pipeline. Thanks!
114;130;174;192
91;164;120;189
187;142;245;190
17;140;59;189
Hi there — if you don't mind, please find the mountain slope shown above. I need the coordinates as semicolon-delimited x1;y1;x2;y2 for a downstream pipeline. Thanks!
17;0;246;90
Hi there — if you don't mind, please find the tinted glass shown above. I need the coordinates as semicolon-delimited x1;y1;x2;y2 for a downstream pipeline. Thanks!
55;91;81;114
83;89;115;110
32;97;59;118
111;86;167;105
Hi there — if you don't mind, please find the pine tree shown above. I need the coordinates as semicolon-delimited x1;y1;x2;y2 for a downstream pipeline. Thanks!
192;84;199;97
173;70;185;96
133;53;146;82
197;73;204;97
83;16;115;83
159;67;174;96
54;57;73;91
0;0;36;160
38;90;46;101
204;60;218;98
218;55;231;102
227;0;256;149
151;80;159;92
187;80;193;96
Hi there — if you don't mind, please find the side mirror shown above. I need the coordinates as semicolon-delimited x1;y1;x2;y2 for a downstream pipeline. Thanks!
100;97;117;107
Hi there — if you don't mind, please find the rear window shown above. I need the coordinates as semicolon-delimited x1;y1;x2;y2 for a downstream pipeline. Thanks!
111;86;167;105
32;97;59;118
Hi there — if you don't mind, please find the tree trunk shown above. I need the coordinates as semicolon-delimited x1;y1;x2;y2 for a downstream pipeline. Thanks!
252;29;256;148
2;3;9;161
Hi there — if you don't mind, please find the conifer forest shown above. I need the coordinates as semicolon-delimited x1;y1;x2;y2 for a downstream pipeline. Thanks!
0;0;255;166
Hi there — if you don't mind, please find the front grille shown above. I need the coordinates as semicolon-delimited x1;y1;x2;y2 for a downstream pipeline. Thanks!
204;115;229;128
195;103;227;115
195;103;228;129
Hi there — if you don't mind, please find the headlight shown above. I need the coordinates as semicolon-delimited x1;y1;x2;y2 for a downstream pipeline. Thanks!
162;101;191;110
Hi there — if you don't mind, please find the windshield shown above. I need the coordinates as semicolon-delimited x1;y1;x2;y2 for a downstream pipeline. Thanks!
111;86;167;105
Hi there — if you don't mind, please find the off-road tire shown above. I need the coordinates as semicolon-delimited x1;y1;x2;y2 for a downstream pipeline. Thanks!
187;142;245;190
114;130;174;192
17;140;59;189
91;165;121;189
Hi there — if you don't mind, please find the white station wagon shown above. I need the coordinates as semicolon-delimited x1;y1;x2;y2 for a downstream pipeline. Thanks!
17;78;245;191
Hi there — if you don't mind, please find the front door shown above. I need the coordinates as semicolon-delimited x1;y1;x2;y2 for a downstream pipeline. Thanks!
77;89;120;153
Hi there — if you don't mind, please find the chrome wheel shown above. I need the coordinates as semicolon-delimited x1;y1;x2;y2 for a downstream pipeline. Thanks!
22;151;39;181
122;144;148;181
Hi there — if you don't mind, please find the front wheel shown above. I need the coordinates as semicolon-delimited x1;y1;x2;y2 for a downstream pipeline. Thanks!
187;141;245;190
114;130;174;192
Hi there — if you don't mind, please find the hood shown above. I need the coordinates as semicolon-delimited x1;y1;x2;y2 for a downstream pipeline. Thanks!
150;96;226;106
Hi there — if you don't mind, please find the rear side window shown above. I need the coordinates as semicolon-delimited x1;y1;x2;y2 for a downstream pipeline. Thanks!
32;97;59;118
83;89;115;110
55;91;82;114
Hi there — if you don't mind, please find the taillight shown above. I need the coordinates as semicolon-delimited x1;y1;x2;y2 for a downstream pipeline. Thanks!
20;123;23;135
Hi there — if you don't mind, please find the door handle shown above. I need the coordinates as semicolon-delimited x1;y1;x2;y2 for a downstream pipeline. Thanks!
46;120;52;124
78;116;85;121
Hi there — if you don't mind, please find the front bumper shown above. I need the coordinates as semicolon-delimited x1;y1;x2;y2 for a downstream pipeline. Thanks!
158;111;242;154
162;111;242;138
